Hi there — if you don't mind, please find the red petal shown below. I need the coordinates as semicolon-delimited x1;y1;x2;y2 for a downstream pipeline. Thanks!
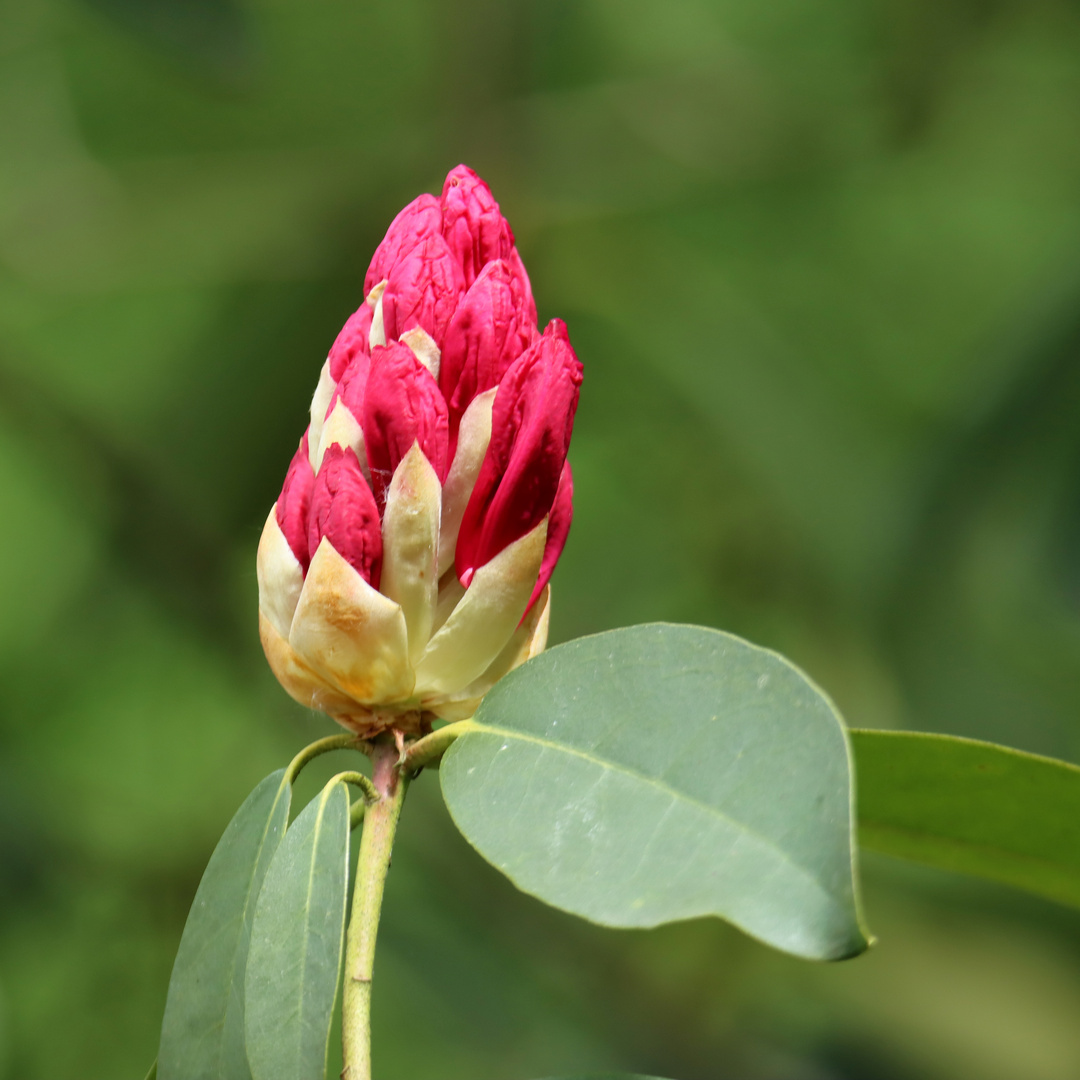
506;245;538;327
275;433;315;572
307;444;383;588
328;303;373;382
362;342;450;507
441;165;515;288
364;193;442;295
528;461;573;612
456;320;583;580
325;348;371;422
440;260;538;442
380;233;465;348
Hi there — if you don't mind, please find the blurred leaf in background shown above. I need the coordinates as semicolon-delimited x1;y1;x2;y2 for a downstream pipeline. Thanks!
2;0;1080;1077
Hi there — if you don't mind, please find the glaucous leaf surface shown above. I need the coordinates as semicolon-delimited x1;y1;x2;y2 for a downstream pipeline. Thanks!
244;781;350;1080
441;624;868;960
159;770;291;1080
853;730;1080;907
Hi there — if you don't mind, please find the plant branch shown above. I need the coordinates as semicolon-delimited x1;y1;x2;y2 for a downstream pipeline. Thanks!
400;718;477;774
285;733;366;785
341;738;408;1080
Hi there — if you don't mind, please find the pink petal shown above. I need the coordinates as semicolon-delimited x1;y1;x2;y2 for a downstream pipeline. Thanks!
440;164;514;287
328;303;373;382
455;319;582;581
325;348;371;423
275;432;315;572
506;245;538;327
364;193;442;296
307;444;383;588
528;461;573;613
380;233;466;348
440;259;538;444
362;341;450;507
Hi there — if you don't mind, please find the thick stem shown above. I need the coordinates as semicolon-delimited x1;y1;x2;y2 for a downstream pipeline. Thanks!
341;739;408;1080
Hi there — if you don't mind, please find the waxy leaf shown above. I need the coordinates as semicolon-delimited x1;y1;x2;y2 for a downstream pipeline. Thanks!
853;729;1080;906
244;781;350;1080
159;770;291;1080
441;624;868;960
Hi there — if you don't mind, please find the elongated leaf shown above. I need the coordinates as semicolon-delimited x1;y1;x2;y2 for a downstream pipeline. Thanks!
441;624;868;960
853;729;1080;906
159;770;291;1080
244;781;350;1080
533;1075;673;1079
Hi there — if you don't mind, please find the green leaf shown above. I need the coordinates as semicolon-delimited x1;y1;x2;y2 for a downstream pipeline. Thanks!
144;1062;158;1080
533;1075;674;1079
159;770;291;1080
441;624;868;960
244;781;351;1080
853;729;1080;906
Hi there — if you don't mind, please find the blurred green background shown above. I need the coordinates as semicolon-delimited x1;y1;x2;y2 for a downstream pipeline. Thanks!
3;0;1080;1076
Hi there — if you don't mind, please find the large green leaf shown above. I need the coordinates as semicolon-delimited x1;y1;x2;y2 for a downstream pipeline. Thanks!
244;781;350;1080
853;729;1080;906
441;624;868;960
159;770;291;1080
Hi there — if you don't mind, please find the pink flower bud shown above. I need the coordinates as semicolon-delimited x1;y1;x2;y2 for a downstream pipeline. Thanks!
257;166;582;737
327;303;373;383
455;320;582;587
362;341;449;506
380;233;465;346
440;165;514;287
440;260;539;446
307;444;383;588
364;194;441;296
275;433;315;571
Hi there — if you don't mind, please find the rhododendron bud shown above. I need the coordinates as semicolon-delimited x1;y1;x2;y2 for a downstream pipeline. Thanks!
257;166;582;737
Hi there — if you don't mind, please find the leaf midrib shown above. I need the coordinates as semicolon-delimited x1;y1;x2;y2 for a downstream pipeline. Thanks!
189;773;289;1077
288;786;334;1073
471;722;848;909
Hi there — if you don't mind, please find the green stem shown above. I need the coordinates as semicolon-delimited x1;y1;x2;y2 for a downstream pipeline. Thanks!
285;732;365;784
328;770;379;805
399;718;477;773
341;739;408;1080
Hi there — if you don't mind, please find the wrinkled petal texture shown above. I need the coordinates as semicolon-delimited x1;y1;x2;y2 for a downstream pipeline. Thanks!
307;445;383;588
364;193;441;296
276;433;315;571
328;302;373;382
441;165;514;287
262;165;581;727
328;347;371;422
381;233;465;347
362;342;449;505
456;319;583;582
440;259;538;442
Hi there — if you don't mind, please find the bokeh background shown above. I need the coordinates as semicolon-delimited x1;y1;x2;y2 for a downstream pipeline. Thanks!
3;0;1080;1076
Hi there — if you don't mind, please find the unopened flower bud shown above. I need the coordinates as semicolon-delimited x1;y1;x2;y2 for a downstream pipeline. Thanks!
258;166;582;737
